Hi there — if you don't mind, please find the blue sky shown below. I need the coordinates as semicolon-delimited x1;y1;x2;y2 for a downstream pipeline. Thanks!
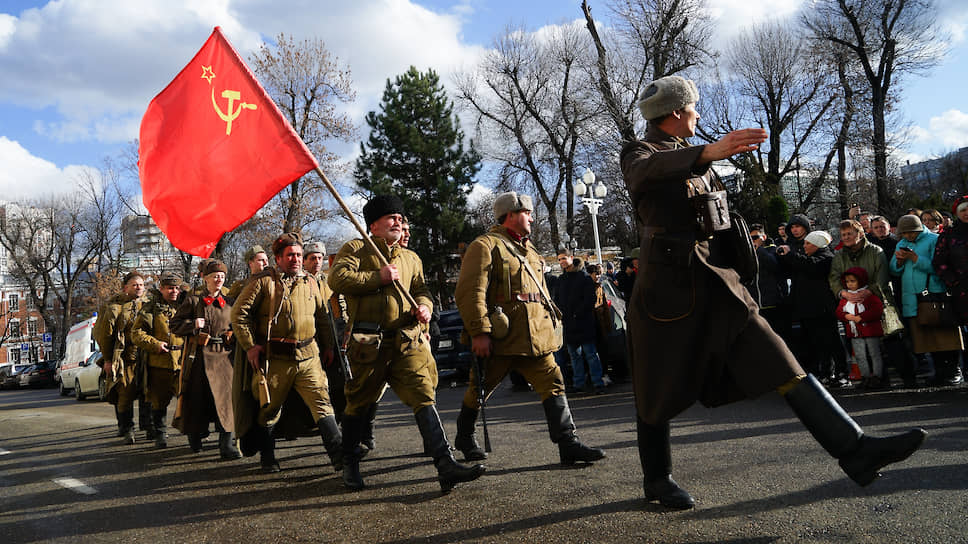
1;0;966;200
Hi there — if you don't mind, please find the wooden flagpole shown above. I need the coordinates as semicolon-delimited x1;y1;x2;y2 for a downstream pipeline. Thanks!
311;166;420;310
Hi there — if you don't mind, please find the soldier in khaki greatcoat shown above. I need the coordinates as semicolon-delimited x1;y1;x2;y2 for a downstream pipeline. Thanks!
231;233;343;474
228;245;269;299
303;241;347;421
453;192;605;467
328;194;484;492
94;271;148;444
131;273;186;449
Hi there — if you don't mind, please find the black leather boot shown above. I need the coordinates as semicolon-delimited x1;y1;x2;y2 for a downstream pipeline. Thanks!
318;415;343;472
638;418;694;509
152;409;168;448
361;402;378;455
140;398;153;437
542;395;605;465
785;374;926;486
214;420;241;460
259;425;279;473
341;413;366;490
188;433;203;453
119;411;136;445
415;405;485;492
454;404;487;461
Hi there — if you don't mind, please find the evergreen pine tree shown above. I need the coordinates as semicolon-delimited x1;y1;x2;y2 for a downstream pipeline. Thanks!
355;66;481;299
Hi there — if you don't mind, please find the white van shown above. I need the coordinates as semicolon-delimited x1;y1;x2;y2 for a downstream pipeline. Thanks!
58;316;99;397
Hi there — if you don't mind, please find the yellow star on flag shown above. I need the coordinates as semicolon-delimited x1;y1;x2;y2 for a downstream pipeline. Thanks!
201;66;215;84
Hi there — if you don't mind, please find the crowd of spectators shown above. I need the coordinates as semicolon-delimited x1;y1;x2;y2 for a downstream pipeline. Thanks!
747;202;968;390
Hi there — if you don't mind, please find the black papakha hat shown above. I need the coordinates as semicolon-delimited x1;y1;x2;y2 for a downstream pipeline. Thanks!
363;194;405;227
272;232;303;255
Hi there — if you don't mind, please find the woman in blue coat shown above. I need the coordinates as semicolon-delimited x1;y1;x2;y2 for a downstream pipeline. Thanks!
890;215;964;384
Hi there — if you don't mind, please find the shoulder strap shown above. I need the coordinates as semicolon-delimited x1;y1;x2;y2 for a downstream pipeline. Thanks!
489;233;561;319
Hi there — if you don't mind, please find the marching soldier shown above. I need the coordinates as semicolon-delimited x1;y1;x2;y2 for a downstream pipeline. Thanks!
303;241;347;421
172;260;241;460
231;233;343;474
453;192;605;466
329;194;484;492
621;75;925;509
131;273;186;449
228;245;269;299
94;271;148;444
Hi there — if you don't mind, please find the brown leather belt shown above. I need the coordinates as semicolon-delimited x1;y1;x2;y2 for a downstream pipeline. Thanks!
269;337;314;349
495;293;542;303
169;345;183;351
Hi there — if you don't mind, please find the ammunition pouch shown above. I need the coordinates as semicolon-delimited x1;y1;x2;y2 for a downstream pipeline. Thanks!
349;322;382;364
692;190;731;237
710;211;758;286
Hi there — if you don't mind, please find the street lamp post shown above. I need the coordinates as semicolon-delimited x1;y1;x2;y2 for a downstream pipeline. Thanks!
574;168;607;264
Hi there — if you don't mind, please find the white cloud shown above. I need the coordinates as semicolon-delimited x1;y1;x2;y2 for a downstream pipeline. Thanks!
0;0;485;149
0;136;95;198
705;0;803;47
928;109;968;148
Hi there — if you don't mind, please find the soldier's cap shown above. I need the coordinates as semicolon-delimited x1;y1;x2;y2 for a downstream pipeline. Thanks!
159;273;182;286
243;245;266;262
363;194;405;227
272;232;303;255
201;259;228;276
123;270;144;285
197;258;213;274
304;241;325;256
638;75;699;121
493;191;534;220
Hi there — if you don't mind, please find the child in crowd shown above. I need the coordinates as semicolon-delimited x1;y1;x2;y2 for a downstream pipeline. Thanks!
835;266;886;389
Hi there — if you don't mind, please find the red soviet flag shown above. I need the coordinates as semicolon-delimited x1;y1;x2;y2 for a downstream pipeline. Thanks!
139;26;318;257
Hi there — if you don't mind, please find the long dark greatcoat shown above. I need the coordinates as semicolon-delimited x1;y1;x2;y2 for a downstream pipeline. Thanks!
620;125;804;425
171;293;235;434
555;257;598;345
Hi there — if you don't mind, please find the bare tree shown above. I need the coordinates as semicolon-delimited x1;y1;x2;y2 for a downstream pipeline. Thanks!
249;34;357;234
803;0;948;212
0;173;119;358
580;0;714;143
456;24;601;248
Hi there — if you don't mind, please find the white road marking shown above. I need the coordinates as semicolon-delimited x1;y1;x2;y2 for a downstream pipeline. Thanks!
0;448;10;455
53;477;97;495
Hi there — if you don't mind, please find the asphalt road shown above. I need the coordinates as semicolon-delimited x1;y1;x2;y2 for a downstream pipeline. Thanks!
0;378;966;544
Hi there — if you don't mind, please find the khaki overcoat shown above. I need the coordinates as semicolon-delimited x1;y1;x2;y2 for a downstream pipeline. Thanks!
131;294;185;371
621;125;803;425
171;292;235;433
456;226;561;356
230;268;331;447
93;293;145;403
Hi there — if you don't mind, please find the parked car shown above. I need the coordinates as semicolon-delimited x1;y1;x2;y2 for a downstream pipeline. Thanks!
19;361;57;388
0;363;31;390
435;309;474;381
53;358;65;385
57;316;98;397
61;351;107;401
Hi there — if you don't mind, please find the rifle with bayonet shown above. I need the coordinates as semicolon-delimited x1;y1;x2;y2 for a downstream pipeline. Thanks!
475;355;492;453
328;304;352;381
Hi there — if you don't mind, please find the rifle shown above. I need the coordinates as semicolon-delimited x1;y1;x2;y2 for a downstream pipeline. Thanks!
173;334;196;422
475;355;492;453
328;310;352;381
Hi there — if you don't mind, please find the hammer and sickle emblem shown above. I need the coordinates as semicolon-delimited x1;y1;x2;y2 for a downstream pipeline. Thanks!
211;88;258;135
